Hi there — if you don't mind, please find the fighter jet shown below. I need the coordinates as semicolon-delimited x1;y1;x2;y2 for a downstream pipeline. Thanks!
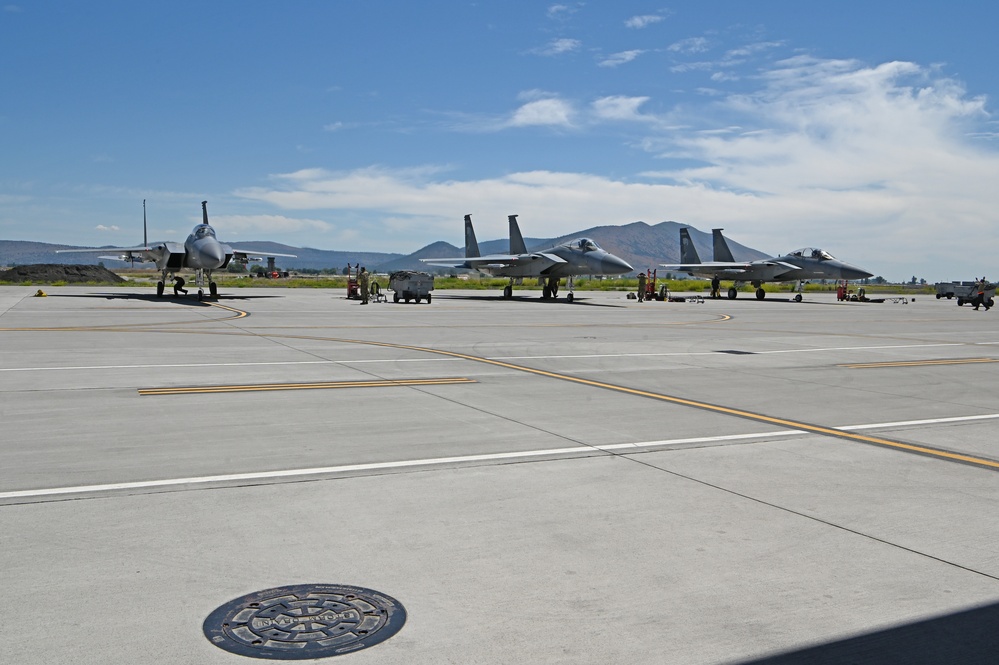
58;201;295;300
421;214;633;302
662;227;872;301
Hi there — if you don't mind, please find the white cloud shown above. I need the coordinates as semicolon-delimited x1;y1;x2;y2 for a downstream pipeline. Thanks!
668;37;710;54
211;214;334;235
532;38;581;56
95;224;120;232
599;50;645;68
506;94;576;128
233;57;999;281
591;96;651;122
624;15;664;29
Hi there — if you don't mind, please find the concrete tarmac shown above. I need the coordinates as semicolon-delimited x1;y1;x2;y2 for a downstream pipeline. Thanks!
2;285;998;664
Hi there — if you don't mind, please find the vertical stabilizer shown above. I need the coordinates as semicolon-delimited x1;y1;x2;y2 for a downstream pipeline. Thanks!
508;214;526;254
712;228;735;262
142;199;148;247
680;228;701;264
464;214;480;258
202;200;210;225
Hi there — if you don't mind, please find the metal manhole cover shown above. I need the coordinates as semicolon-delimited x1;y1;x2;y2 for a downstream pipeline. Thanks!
203;584;406;660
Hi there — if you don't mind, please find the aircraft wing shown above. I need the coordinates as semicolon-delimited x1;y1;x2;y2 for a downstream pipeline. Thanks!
57;246;157;262
422;253;567;271
420;256;471;268
660;261;754;276
662;260;798;281
231;248;297;260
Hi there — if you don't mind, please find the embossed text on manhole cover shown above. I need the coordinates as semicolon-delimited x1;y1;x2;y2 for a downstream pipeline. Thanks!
203;584;406;660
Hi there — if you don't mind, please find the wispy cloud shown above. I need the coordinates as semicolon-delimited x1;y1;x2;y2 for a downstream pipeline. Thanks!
234;57;999;280
624;14;665;29
591;96;652;122
531;38;581;56
212;214;334;234
95;224;120;232
668;37;710;54
599;50;645;68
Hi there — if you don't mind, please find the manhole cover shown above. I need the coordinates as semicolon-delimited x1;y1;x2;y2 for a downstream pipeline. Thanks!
203;584;406;660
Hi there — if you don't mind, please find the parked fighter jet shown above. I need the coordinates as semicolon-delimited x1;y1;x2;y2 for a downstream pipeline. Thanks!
58;201;295;300
662;227;872;301
421;214;633;302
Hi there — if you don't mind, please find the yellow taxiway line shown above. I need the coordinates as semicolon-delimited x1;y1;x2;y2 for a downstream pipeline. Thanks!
840;358;998;369
301;337;999;472
138;376;475;396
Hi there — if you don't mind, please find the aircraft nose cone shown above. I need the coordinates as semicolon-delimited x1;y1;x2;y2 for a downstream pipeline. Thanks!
840;263;873;280
198;241;225;268
601;254;633;275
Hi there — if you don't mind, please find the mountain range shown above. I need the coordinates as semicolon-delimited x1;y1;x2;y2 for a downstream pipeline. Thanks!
0;222;769;274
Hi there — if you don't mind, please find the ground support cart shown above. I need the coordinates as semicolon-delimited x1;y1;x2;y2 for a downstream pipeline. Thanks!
935;281;995;307
389;271;434;303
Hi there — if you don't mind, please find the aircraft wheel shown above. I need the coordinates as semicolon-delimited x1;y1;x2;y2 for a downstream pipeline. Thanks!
794;294;803;303
198;289;204;301
567;293;574;303
727;287;738;299
393;293;399;303
209;282;218;298
755;288;766;300
503;285;512;298
156;281;164;297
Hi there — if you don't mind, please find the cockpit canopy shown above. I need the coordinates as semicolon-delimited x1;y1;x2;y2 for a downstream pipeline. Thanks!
563;238;601;252
788;247;834;261
192;224;217;240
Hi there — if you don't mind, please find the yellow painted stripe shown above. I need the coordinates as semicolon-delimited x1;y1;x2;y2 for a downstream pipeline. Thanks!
288;336;999;471
841;358;997;369
138;376;475;396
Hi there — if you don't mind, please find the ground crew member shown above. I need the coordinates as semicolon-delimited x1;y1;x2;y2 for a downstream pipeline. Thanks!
359;267;369;304
637;271;646;302
973;277;990;310
173;275;188;296
710;275;720;299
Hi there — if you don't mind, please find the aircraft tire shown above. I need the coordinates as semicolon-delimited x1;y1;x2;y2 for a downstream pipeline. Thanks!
503;286;512;299
567;293;574;303
198;289;204;301
209;282;218;297
156;281;164;297
393;293;399;303
794;294;803;303
755;288;766;300
727;287;738;299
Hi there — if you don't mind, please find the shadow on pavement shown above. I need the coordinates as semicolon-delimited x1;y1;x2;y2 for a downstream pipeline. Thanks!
731;600;999;665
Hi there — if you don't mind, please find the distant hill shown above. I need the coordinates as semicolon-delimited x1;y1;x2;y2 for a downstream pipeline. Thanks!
0;222;770;275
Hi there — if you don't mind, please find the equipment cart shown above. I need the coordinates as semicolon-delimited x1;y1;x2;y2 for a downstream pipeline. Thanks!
936;281;995;307
389;270;434;303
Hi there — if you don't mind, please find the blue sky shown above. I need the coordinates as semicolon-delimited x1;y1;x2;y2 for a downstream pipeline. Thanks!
2;1;997;281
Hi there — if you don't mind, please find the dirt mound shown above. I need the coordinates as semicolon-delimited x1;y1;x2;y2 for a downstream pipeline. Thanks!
0;263;125;283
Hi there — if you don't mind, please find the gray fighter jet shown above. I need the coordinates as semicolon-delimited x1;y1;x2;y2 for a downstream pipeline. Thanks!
422;214;633;302
58;201;295;300
662;227;872;301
